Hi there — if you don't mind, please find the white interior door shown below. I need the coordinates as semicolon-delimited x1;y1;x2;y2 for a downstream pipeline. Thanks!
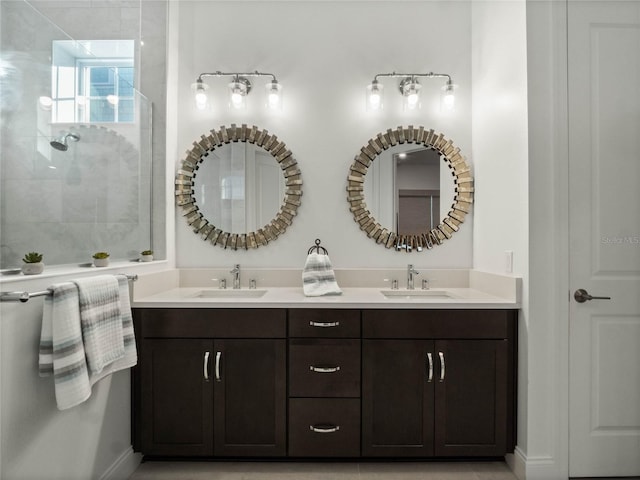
568;1;640;477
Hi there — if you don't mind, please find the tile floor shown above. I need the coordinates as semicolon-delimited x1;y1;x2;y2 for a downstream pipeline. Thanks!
129;460;518;480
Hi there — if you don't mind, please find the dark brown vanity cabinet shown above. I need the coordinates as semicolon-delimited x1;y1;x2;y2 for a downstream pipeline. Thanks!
362;309;516;458
132;309;287;457
133;307;516;460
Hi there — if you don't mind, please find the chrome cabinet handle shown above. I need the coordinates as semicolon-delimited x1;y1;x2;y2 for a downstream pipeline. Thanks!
309;424;340;433
427;352;433;382
574;288;611;303
309;321;340;328
439;351;445;382
203;351;210;381
215;351;222;382
309;365;341;373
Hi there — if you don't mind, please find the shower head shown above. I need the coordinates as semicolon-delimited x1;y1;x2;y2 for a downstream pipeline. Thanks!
50;133;80;151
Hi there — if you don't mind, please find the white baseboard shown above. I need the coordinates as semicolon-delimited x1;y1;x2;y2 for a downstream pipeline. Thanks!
507;446;568;480
98;445;568;480
100;447;142;480
506;447;527;480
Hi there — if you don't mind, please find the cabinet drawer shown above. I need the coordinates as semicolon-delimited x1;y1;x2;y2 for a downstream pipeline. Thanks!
289;398;360;457
134;308;286;338
289;309;360;338
289;339;360;398
362;309;515;339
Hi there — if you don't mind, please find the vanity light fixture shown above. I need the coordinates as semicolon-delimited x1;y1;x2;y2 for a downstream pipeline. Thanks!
192;71;283;111
366;72;456;112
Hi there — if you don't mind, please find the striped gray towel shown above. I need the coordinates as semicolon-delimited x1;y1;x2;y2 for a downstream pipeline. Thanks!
39;275;137;410
38;282;92;410
89;274;137;386
302;252;342;296
74;275;125;375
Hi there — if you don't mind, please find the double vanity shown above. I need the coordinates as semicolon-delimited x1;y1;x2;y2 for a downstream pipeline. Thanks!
144;117;513;460
131;268;519;460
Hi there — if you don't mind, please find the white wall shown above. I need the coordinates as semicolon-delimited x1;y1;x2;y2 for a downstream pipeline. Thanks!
524;1;570;478
0;271;146;480
172;1;473;269
470;0;529;469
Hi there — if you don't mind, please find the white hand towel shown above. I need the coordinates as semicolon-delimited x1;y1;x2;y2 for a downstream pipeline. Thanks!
74;275;125;375
302;252;342;297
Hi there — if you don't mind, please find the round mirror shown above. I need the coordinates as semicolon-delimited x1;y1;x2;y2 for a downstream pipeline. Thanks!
347;126;473;252
176;124;302;250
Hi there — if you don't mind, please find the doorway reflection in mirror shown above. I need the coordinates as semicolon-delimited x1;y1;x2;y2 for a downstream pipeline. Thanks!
365;145;450;236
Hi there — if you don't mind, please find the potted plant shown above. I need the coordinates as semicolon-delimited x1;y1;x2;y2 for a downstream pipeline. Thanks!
92;251;110;267
140;249;154;262
22;252;44;275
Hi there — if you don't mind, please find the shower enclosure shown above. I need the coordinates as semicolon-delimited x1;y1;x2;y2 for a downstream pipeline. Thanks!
0;0;157;270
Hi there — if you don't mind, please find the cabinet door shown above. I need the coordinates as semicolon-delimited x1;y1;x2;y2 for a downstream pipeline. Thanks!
362;339;434;457
140;339;213;456
434;339;508;456
213;339;286;456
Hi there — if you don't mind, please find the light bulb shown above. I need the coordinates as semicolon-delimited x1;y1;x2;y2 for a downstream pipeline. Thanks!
195;91;207;110
268;92;280;106
191;81;209;110
407;92;419;108
443;93;455;108
107;94;119;106
442;81;456;111
230;90;244;108
401;78;421;111
265;80;283;110
366;81;384;111
228;79;248;109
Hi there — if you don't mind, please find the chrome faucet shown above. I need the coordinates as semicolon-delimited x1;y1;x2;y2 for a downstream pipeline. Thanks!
230;264;241;289
407;264;419;290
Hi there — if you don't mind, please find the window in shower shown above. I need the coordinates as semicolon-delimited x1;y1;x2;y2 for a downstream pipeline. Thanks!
51;40;134;123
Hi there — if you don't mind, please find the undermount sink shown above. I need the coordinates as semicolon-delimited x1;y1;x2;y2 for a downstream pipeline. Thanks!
380;289;454;299
191;289;267;298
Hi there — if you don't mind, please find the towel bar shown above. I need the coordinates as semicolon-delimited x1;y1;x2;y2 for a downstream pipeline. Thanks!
0;274;138;303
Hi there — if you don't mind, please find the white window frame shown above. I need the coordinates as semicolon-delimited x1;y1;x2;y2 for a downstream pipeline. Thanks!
76;59;134;123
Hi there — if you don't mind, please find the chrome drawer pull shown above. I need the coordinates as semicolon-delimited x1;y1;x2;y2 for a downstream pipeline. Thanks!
309;321;340;328
426;352;433;382
215;351;222;382
439;351;445;382
309;365;341;373
310;424;340;433
203;351;210;381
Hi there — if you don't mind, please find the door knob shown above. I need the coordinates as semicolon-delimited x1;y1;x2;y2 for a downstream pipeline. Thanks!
574;288;611;303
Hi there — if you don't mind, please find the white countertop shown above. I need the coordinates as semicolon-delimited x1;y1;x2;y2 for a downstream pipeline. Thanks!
132;286;518;309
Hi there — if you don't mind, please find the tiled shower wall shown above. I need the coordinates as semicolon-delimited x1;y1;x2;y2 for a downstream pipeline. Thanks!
0;0;167;269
